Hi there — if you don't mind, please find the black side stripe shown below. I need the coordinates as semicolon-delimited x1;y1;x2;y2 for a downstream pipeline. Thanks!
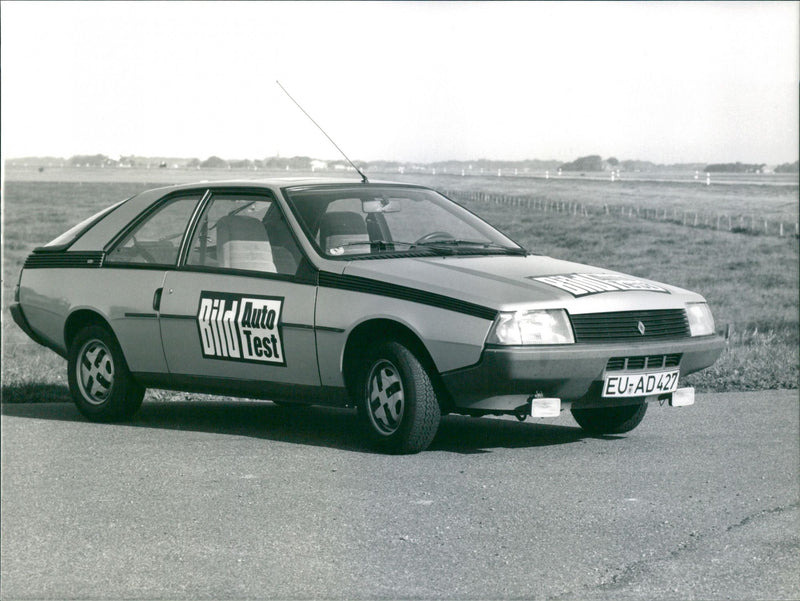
318;271;497;321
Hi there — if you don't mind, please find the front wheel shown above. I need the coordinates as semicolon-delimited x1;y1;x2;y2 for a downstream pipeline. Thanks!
68;325;145;422
571;402;647;434
357;341;441;454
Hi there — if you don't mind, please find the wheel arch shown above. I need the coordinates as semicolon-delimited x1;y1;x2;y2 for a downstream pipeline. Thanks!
341;318;452;410
64;309;115;350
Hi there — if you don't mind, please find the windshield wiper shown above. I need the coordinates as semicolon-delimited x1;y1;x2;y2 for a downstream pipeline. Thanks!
333;240;448;255
333;239;527;256
336;240;416;250
416;239;527;255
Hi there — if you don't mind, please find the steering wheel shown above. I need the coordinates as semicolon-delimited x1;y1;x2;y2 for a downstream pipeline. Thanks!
415;231;455;244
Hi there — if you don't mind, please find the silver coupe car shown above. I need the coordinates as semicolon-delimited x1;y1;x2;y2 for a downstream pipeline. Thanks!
11;178;724;453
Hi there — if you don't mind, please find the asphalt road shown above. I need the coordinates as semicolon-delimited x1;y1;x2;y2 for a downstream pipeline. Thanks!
2;391;798;600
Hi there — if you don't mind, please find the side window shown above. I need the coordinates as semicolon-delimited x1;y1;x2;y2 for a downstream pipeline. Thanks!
186;194;302;276
106;195;201;266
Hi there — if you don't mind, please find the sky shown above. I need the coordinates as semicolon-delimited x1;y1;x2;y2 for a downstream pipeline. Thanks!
2;1;798;165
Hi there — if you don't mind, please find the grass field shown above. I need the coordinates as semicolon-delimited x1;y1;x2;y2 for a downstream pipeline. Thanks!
2;167;798;402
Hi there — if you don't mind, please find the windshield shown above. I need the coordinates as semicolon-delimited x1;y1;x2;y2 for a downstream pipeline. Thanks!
282;185;525;259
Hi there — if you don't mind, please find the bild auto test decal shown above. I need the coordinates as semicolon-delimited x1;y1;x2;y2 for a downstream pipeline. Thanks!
530;273;670;297
196;291;285;366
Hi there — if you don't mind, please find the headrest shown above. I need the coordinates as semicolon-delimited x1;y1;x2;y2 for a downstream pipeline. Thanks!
319;211;368;237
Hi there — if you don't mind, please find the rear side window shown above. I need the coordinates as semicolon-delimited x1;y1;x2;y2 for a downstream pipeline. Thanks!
105;194;202;266
44;198;128;249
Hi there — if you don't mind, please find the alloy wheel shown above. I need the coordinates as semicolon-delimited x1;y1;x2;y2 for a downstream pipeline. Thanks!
366;359;405;435
77;339;115;405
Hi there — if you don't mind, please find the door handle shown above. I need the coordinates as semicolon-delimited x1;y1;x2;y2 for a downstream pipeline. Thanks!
152;287;164;312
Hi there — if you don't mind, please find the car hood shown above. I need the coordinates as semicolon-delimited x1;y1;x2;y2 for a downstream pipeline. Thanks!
341;254;706;315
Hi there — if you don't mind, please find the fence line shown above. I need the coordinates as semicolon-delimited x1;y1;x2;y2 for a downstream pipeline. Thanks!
443;189;799;238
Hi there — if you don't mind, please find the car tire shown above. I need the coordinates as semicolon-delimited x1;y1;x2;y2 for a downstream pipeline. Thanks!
357;340;441;454
570;402;648;435
67;325;145;422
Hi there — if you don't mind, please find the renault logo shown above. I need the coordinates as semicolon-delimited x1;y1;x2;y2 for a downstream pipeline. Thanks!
637;321;646;335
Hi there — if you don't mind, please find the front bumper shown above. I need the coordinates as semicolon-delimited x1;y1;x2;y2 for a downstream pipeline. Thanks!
440;335;725;412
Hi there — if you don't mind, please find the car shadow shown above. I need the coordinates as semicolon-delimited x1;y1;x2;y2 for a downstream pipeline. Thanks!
1;383;604;454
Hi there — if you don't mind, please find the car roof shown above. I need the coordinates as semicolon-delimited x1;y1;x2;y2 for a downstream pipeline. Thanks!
157;176;415;194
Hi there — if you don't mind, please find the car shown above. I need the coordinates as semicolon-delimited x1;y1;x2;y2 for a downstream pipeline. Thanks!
11;178;725;453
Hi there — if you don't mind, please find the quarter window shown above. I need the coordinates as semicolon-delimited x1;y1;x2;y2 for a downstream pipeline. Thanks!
106;194;201;266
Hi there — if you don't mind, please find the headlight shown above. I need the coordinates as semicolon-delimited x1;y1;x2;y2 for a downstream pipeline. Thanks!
487;309;575;345
686;302;715;336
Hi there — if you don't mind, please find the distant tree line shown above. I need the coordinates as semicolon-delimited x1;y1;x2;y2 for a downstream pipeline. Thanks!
704;162;767;173
68;154;118;167
557;155;798;174
559;155;605;172
774;161;799;173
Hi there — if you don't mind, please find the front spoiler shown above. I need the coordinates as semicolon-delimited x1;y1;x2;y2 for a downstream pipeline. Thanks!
440;335;725;412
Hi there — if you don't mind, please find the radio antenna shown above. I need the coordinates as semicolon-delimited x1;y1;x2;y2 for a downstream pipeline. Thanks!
276;80;369;183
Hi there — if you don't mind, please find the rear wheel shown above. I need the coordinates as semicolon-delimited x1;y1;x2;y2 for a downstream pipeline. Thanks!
68;325;144;422
571;402;647;434
357;340;441;454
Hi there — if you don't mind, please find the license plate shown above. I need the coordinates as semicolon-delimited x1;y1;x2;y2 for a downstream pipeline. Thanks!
603;369;680;398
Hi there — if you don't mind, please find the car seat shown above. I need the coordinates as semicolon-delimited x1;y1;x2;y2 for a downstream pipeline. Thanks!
216;215;277;273
318;211;370;254
265;213;302;275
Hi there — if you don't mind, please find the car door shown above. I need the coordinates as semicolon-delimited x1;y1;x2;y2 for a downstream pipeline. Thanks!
157;189;320;388
102;190;206;374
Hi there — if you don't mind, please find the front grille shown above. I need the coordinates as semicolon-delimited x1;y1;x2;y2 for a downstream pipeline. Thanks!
606;354;682;371
570;309;690;343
